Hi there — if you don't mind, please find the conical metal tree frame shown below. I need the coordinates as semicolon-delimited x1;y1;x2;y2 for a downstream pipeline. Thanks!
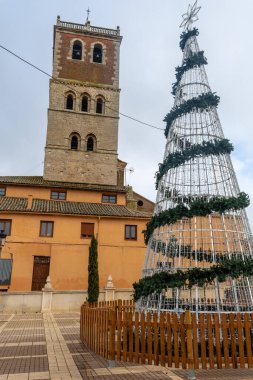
139;25;253;314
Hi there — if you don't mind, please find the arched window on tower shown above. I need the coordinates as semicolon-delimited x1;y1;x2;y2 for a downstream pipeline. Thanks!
96;97;104;114
66;94;74;110
71;135;78;150
70;133;80;150
87;137;94;151
72;40;82;60
93;44;103;63
86;134;96;152
81;95;89;112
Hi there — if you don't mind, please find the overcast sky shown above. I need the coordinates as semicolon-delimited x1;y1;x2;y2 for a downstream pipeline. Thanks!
0;0;253;225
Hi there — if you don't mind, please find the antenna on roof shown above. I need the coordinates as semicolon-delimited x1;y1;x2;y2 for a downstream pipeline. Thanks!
125;167;134;186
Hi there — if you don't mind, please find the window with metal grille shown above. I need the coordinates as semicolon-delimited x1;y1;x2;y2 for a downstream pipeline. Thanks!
102;195;117;204
34;256;50;264
0;188;6;197
81;223;94;238
0;220;11;235
125;225;137;240
51;191;66;200
93;44;102;63
72;41;82;60
40;221;54;237
66;94;74;110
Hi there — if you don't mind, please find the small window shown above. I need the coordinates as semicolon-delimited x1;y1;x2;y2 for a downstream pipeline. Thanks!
125;225;137;240
34;256;50;264
66;94;74;110
87;137;94;151
81;223;94;238
137;200;143;207
0;220;11;235
96;97;104;114
93;44;102;63
72;40;82;60
102;195;117;204
71;135;79;150
51;191;66;200
40;221;54;237
81;96;88;112
0;188;6;197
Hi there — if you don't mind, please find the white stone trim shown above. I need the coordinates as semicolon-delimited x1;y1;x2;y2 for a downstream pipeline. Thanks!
67;38;86;61
89;41;107;65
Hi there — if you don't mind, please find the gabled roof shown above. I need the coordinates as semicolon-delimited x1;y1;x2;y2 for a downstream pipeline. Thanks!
0;176;126;193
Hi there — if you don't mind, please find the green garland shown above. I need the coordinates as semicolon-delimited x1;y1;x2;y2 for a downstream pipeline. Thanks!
133;258;253;301
172;51;207;95
155;139;234;189
151;239;244;264
164;92;220;138
180;27;199;51
144;192;250;244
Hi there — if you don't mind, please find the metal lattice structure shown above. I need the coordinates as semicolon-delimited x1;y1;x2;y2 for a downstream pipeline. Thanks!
138;7;253;314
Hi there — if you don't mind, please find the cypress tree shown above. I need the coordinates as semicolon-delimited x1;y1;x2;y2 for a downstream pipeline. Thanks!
87;235;99;303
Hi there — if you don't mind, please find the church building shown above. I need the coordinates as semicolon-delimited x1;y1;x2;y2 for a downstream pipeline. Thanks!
0;17;154;292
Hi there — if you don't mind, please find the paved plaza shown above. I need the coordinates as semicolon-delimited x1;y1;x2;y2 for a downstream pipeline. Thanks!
0;312;253;379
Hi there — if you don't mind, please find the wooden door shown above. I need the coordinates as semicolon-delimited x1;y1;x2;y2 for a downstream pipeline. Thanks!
31;256;50;291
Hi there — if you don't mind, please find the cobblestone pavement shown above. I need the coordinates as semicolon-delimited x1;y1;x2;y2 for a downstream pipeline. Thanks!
0;312;253;379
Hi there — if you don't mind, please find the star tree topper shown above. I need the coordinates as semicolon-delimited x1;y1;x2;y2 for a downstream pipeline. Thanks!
180;0;201;30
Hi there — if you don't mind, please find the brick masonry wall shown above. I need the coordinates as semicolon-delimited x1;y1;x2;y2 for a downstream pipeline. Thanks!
54;29;121;87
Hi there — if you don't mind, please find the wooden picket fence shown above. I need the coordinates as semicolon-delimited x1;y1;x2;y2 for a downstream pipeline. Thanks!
80;300;253;369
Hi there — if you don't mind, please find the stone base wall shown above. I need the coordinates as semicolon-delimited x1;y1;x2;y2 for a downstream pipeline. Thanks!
0;288;133;313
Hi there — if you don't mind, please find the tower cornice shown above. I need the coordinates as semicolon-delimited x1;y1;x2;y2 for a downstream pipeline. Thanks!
56;17;122;42
50;78;121;93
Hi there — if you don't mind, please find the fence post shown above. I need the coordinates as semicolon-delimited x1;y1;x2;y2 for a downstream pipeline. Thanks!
184;310;196;379
109;308;116;360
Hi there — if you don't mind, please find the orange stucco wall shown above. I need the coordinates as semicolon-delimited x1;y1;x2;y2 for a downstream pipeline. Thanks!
1;212;148;291
5;185;126;205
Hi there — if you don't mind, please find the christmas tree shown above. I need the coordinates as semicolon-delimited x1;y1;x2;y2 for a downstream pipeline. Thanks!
135;2;253;314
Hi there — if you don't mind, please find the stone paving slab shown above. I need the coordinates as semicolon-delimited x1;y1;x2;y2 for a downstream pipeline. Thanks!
0;312;253;379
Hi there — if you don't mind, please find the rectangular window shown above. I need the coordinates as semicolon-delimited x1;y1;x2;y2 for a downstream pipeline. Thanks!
40;221;54;237
51;191;66;200
102;194;117;204
0;187;6;197
81;223;94;238
125;225;137;240
0;220;12;235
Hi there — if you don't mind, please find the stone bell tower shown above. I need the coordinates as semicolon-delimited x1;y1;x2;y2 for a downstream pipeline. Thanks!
43;16;122;185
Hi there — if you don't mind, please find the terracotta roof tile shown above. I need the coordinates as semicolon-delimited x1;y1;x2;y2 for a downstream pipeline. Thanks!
0;197;151;218
0;176;126;193
31;199;150;217
0;197;27;211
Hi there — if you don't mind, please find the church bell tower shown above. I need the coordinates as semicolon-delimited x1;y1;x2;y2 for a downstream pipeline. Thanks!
43;16;122;185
